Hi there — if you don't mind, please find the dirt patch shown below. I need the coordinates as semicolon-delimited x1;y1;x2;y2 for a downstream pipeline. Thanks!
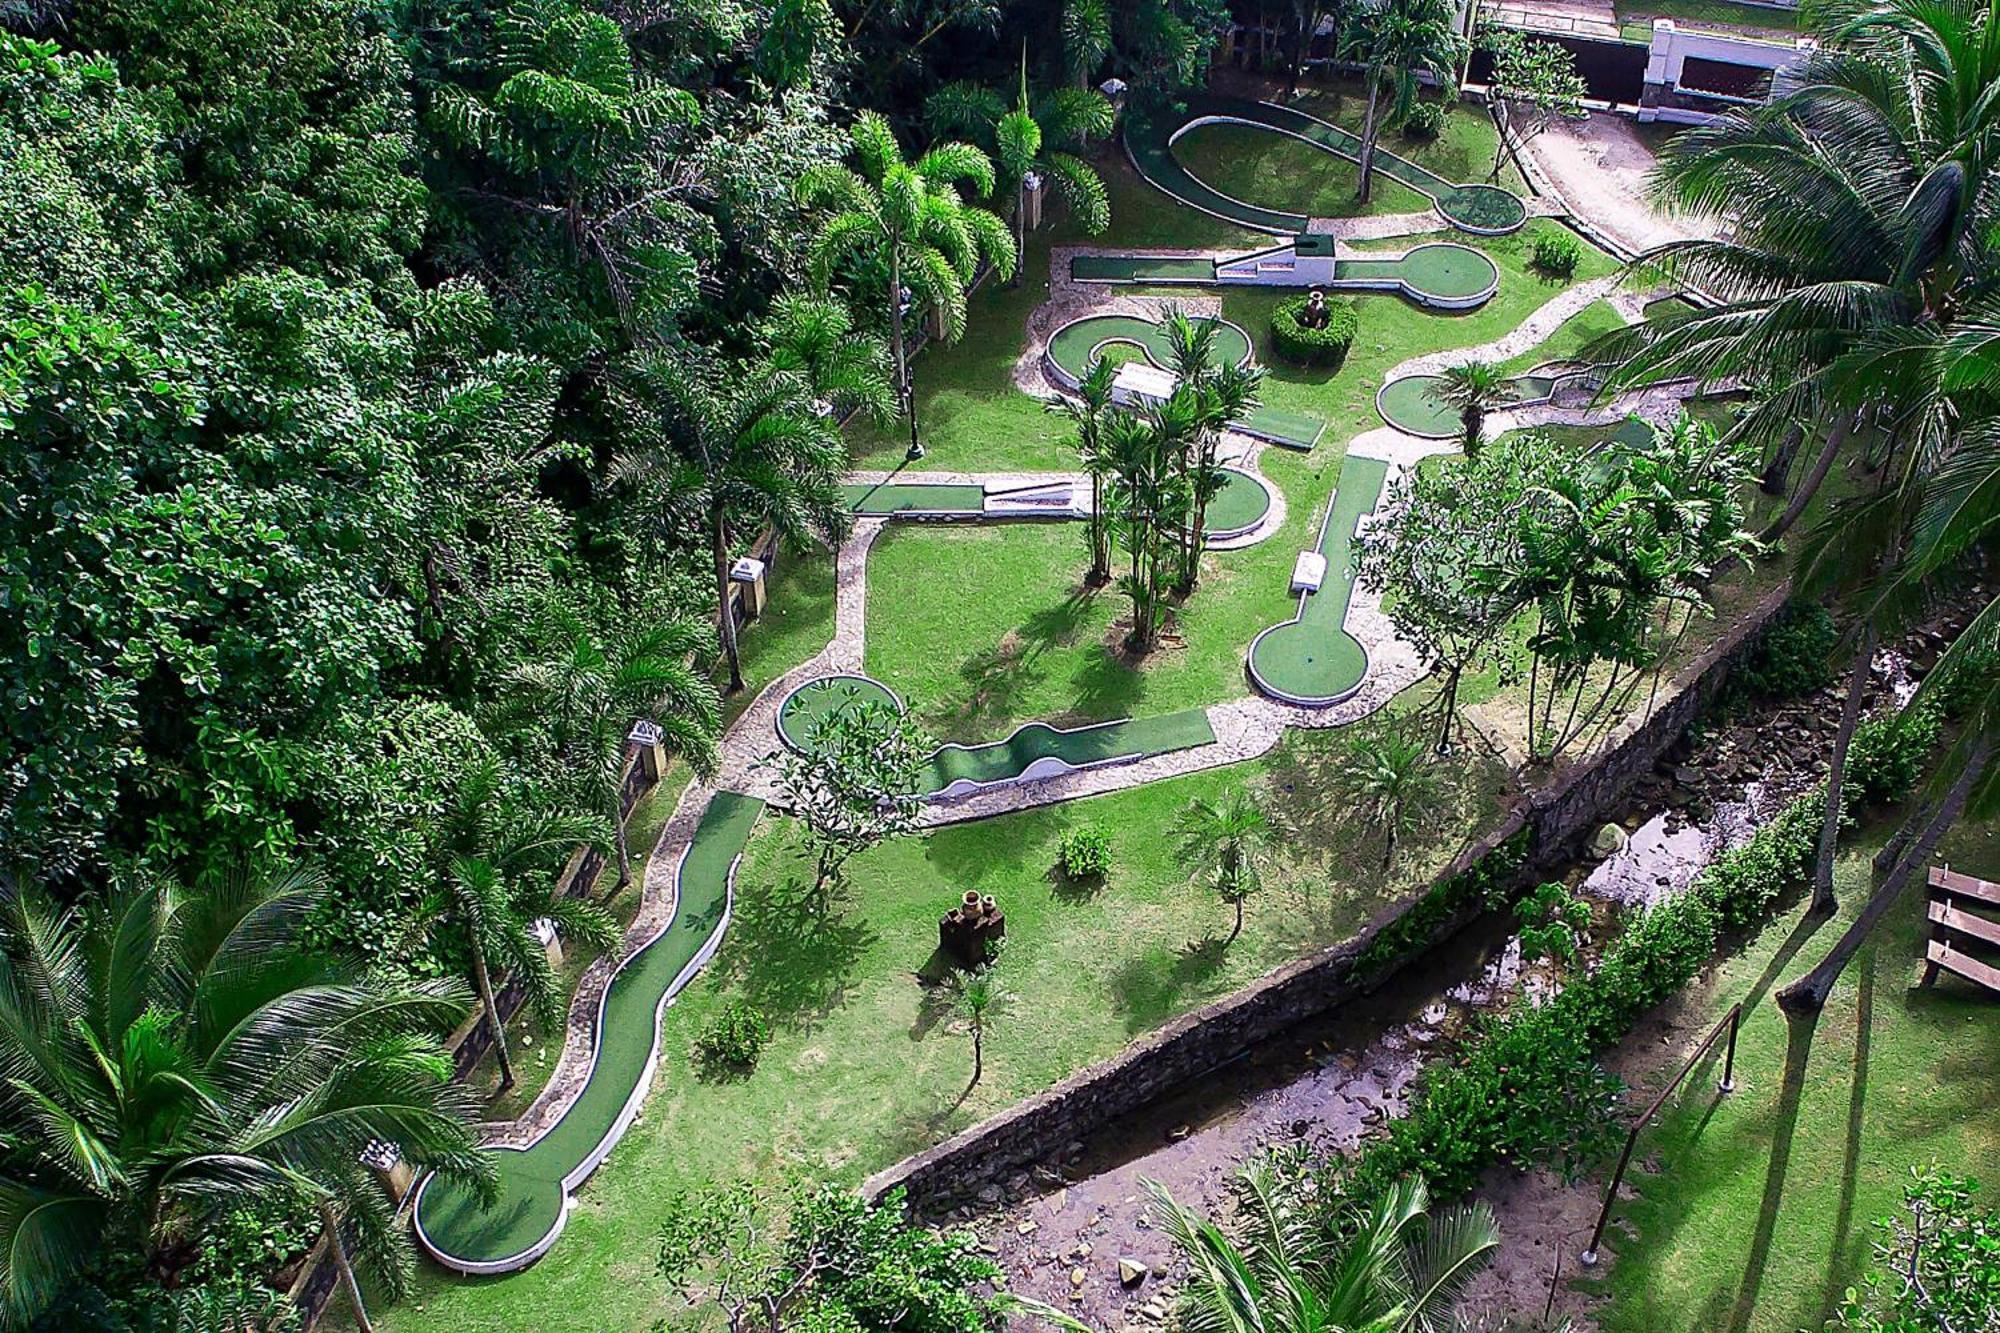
1521;112;1723;257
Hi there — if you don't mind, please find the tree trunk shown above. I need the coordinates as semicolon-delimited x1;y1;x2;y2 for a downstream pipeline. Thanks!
1358;80;1381;202
1761;415;1851;544
321;1203;375;1333
1011;178;1026;290
1777;741;1989;1016
611;807;633;894
1464;405;1484;457
1811;626;1876;914
1435;666;1461;754
1227;895;1245;945
470;943;515;1092
971;1022;984;1087
1286;9;1306;99
1088;473;1108;584
1760;423;1804;495
888;244;910;410
1383;820;1397;872
713;503;743;694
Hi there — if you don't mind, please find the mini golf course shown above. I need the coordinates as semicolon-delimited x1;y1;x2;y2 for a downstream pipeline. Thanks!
843;481;986;515
1044;313;1325;449
775;674;1218;800
838;468;1271;537
1376;362;1592;437
1246;455;1390;706
1069;239;1500;310
1125;95;1528;236
413;791;766;1274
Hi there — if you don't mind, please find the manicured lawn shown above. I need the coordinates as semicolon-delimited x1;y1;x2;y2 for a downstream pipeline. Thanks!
1497;298;1627;374
721;541;839;726
1582;816;2000;1333
1616;0;1802;41
390;731;1513;1332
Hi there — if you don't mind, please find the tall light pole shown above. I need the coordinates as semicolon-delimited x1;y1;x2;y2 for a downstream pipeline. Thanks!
904;334;925;462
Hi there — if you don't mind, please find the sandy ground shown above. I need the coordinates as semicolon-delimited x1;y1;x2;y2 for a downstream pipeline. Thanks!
1521;112;1724;258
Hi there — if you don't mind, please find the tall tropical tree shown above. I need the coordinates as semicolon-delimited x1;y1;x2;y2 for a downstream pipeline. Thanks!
1102;407;1190;652
407;757;618;1092
1051;355;1120;585
614;351;850;694
1429;360;1516;456
1173;787;1283;946
1341;0;1464;204
1150;1163;1500;1332
926;59;1114;286
1604;0;2000;541
496;605;721;888
1160;308;1264;591
0;864;493;1331
1061;0;1113;88
796;112;1017;413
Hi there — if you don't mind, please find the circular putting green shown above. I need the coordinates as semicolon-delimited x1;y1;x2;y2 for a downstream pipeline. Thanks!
776;674;903;755
1332;243;1500;307
1203;466;1272;538
1374;373;1461;438
1436;184;1529;234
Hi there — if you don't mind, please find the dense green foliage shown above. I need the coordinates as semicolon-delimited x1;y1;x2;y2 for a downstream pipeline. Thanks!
1834;1167;2000;1332
692;1000;773;1079
1531;229;1582;279
1056;823;1114;879
1269;293;1358;366
1730;601;1840;703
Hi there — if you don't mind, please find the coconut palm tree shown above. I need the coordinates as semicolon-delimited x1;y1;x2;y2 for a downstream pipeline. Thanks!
496;604;720;888
1603;0;2000;541
926;57;1114;287
0;863;493;1331
1335;723;1445;871
1150;1162;1500;1333
1429;360;1516;457
1051;355;1119;585
1173;787;1283;946
796;112;1016;412
761;293;895;426
1341;0;1464;204
613;351;849;694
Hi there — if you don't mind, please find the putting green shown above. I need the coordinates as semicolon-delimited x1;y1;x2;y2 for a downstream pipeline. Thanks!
1127;95;1527;236
413;791;766;1273
1045;313;1325;450
1205;467;1272;538
1070;242;1498;311
1246;456;1390;705
1375;364;1579;437
843;482;985;514
777;674;902;754
925;709;1216;794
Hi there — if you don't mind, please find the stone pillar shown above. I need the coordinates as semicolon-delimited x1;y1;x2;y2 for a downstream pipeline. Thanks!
629;719;667;783
360;1141;413;1206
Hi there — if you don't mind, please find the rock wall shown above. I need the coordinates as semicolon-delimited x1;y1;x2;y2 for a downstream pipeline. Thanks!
864;581;1793;1212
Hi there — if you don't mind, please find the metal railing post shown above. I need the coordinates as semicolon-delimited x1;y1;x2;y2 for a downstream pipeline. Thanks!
1579;1002;1743;1267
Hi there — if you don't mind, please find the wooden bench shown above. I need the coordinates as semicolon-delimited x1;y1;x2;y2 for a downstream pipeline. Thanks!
1922;866;2000;995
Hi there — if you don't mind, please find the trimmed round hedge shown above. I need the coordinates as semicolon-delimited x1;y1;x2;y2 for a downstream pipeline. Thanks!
1271;294;1357;367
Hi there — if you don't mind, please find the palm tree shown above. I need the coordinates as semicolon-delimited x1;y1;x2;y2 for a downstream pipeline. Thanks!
1342;0;1464;204
796;112;1017;412
1173;788;1283;946
407;757;619;1092
943;956;1011;1093
613;351;849;694
761;293;895;425
0;864;493;1331
1150;1163;1500;1332
1160;313;1263;591
497;605;720;889
1603;0;2000;541
1060;0;1112;89
927;57;1114;287
1102;408;1189;652
1429;360;1516;457
1335;724;1445;871
1050;355;1119;585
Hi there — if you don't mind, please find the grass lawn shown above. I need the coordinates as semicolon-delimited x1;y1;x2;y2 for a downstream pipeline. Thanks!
1616;0;1803;41
1581;814;2000;1333
1497;299;1627;374
389;728;1513;1333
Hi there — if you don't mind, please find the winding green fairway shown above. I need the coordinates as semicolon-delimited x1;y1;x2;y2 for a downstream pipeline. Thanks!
1246;455;1389;704
413;792;766;1273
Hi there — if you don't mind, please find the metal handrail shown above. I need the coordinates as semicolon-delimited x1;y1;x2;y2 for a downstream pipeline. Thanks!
1579;1001;1742;1265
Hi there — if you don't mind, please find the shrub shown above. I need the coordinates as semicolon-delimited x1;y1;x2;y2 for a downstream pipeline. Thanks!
692;999;769;1079
1058;823;1113;879
1836;1167;2000;1332
1517;881;1590;965
1531;230;1583;279
1271;293;1357;367
1730;601;1839;703
1699;788;1824;930
1401;99;1449;140
1844;702;1940;806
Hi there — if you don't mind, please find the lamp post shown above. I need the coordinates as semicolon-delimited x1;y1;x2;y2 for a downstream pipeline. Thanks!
904;342;925;463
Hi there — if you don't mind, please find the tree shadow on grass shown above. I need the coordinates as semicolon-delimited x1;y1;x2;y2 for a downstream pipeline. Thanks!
1721;1008;1819;1333
1816;945;1874;1331
707;873;876;1033
1067;645;1146;724
944;585;1102;735
1109;935;1231;1033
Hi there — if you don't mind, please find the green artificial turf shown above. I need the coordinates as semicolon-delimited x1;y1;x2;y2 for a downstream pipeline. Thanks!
776;675;901;754
1333;243;1500;303
389;729;1513;1333
1071;253;1221;283
1582;816;2000;1333
1205;467;1272;536
1046;312;1256;381
1172;121;1436;222
842;482;985;514
1128;94;1528;236
924;708;1215;791
413;792;766;1270
1244;455;1388;704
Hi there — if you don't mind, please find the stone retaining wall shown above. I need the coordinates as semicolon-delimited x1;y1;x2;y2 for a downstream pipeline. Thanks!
864;580;1793;1211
